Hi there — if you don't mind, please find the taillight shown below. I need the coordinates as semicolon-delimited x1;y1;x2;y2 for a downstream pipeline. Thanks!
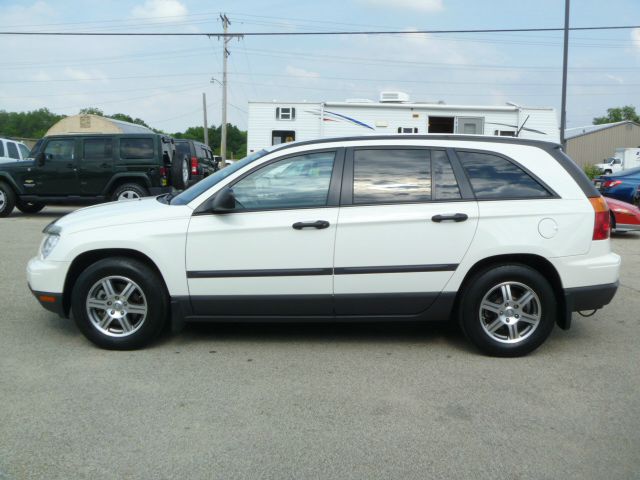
191;156;199;174
589;196;610;240
159;166;167;178
603;180;622;188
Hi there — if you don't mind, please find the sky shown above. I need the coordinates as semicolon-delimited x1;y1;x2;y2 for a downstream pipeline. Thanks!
1;0;639;135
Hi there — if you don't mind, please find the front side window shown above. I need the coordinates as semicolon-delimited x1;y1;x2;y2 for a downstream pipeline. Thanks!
0;141;5;157
83;138;113;160
120;138;154;159
44;139;75;162
458;151;551;199
353;149;431;204
7;142;20;159
232;151;335;210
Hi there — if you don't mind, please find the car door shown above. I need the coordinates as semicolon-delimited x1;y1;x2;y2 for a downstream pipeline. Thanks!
31;137;80;196
186;148;344;316
78;137;115;195
333;147;479;315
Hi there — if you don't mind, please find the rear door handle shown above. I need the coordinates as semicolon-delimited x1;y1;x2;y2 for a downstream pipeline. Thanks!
292;220;330;230
431;213;468;223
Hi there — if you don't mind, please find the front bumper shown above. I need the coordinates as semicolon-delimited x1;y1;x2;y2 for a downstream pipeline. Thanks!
29;288;65;317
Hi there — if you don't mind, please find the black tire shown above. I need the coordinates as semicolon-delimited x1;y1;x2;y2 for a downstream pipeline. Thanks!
458;264;556;357
171;153;190;190
111;183;148;201
0;182;16;217
16;200;45;214
71;257;168;350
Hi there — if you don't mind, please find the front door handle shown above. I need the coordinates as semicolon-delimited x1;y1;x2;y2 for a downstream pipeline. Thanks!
431;213;468;223
292;220;330;230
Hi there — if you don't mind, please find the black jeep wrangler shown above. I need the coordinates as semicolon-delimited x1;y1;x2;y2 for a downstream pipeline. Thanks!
0;133;180;217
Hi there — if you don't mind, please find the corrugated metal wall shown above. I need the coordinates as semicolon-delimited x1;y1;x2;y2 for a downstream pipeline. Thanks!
566;123;640;167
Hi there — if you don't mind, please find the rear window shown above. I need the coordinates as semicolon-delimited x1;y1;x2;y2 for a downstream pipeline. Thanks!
458;151;551;199
19;144;30;159
120;138;154;159
175;142;191;156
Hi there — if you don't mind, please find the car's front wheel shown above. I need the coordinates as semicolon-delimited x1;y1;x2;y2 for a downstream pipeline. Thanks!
458;264;556;357
71;257;168;349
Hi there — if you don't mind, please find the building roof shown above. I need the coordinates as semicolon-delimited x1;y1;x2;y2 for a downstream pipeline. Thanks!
45;114;154;136
565;120;640;140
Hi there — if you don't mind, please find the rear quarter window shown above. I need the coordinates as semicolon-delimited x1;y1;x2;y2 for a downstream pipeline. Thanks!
120;138;154;160
458;150;551;199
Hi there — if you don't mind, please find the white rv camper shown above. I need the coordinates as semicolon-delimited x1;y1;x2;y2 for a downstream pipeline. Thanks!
247;92;559;154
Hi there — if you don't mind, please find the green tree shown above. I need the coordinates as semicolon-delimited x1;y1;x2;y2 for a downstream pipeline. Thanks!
0;108;65;139
78;107;104;116
593;106;639;124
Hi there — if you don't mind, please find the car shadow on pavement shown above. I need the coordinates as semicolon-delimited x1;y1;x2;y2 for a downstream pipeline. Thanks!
174;320;475;353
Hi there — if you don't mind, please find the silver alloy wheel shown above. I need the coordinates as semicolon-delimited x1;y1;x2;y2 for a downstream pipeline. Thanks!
85;276;148;337
182;158;190;184
0;190;5;210
479;281;541;344
117;190;141;201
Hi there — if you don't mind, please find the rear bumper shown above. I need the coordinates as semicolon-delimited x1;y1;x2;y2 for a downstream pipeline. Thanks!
564;281;619;312
149;186;174;195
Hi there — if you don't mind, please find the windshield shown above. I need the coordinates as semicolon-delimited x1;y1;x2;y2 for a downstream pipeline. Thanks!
170;149;270;205
29;139;44;158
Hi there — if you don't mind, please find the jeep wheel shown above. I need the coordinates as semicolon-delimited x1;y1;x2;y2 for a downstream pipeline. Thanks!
112;183;148;201
71;257;168;350
171;154;190;190
16;200;45;214
0;182;16;217
458;264;556;357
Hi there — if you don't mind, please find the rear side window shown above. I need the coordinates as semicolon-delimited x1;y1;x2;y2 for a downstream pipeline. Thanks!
120;138;154;159
458;151;551;199
433;150;461;200
0;141;4;157
19;144;30;159
353;149;431;204
7;142;19;159
83;138;112;160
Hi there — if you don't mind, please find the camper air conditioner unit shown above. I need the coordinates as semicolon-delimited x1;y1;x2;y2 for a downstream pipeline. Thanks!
379;91;410;103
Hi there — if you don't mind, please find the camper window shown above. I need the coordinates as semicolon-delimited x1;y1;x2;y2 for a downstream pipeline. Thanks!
276;107;296;120
397;127;419;134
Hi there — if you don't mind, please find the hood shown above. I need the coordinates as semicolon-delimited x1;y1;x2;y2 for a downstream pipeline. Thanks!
53;196;193;234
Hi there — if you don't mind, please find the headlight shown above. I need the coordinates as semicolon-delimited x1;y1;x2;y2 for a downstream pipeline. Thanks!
40;234;60;259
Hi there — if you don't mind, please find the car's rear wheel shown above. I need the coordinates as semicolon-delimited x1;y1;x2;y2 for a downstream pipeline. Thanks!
458;264;556;357
0;182;16;217
16;200;45;214
71;257;168;350
112;183;148;201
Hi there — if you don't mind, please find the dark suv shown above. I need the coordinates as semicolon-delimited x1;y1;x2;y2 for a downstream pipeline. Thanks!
0;133;177;216
173;139;220;188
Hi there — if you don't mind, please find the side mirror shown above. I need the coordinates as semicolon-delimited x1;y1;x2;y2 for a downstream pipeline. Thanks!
211;187;236;212
36;152;45;166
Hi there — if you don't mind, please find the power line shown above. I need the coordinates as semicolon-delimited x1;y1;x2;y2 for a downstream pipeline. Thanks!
1;25;640;36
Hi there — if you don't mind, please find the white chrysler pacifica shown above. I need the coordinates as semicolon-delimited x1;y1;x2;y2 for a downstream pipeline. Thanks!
27;135;620;356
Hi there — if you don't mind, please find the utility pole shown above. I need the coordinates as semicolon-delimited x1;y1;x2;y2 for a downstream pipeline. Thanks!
220;13;230;166
202;92;209;147
560;0;570;148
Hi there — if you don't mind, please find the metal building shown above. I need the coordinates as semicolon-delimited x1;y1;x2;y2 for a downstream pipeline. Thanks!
565;121;640;168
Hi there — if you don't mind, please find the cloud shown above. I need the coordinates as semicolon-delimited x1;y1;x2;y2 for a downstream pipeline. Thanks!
605;74;624;84
64;68;108;83
285;66;320;79
362;0;443;12
131;0;188;22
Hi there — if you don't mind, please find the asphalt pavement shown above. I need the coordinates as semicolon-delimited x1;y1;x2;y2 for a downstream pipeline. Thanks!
1;206;639;480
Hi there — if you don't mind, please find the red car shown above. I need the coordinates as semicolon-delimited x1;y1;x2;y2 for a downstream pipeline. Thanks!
605;196;640;233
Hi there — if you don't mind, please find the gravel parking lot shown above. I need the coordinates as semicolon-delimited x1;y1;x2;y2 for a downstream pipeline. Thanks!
1;206;639;480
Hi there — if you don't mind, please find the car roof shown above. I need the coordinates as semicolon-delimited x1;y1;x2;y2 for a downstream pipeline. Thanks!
269;134;561;155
